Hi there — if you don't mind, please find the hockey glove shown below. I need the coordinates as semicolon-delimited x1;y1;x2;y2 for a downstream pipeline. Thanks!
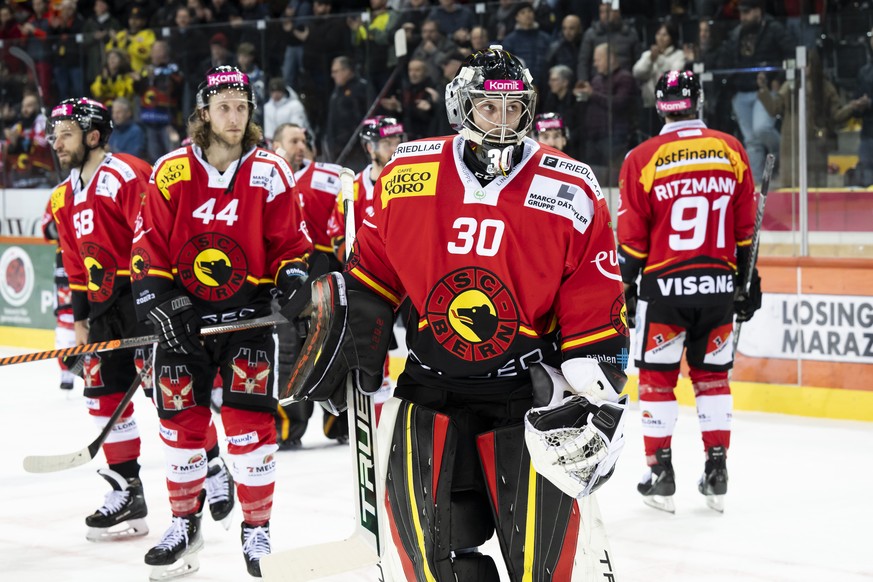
278;254;330;322
624;282;638;329
147;294;203;355
734;267;762;323
62;353;87;377
281;272;394;415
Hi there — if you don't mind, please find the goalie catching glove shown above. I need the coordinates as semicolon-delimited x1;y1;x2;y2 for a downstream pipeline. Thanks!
280;272;394;415
524;360;629;498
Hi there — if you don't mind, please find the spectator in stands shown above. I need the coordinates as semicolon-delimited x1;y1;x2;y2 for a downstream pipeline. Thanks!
107;96;145;158
263;77;311;146
428;50;464;136
575;2;639;83
469;25;489;53
2;90;53;187
399;57;438;140
501;2;552;89
208;0;239;23
325;56;374;168
49;0;85;100
82;0;121;86
575;42;637;185
427;0;476;39
105;5;155;75
168;7;208;122
0;4;24;75
198;32;234;80
299;0;351;135
237;42;266;122
853;29;873;187
280;0;312;90
90;48;136;110
348;0;401;90
135;39;184;162
486;0;516;42
718;0;794;183
541;64;581;158
633;19;687;137
19;0;53;102
758;48;865;188
398;0;432;54
547;14;583;73
412;18;457;84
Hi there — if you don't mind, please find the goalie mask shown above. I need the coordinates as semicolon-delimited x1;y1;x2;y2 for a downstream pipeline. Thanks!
655;69;702;118
446;45;536;175
196;65;256;112
47;97;113;147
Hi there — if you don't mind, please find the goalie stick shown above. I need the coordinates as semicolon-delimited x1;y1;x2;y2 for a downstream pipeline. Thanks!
20;313;287;473
0;312;286;368
261;169;389;581
733;153;775;355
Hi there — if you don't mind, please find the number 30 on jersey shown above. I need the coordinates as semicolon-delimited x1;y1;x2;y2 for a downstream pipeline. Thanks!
447;217;505;256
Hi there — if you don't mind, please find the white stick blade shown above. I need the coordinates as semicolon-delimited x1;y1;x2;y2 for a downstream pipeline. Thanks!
260;534;379;582
22;448;91;473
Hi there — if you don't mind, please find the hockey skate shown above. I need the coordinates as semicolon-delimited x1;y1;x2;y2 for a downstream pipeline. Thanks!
698;445;728;513
145;493;205;581
241;521;271;577
205;456;235;529
637;448;676;513
85;468;149;541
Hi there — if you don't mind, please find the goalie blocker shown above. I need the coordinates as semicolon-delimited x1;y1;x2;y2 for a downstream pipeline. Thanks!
280;272;394;414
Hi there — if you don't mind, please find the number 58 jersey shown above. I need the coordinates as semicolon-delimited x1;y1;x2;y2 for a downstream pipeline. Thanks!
617;119;757;306
131;145;312;321
348;135;629;392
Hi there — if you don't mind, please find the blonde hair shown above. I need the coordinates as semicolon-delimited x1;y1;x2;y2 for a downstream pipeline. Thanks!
187;109;263;151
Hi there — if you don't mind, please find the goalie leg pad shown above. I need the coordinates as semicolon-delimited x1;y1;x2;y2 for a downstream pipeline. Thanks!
476;424;584;581
282;273;394;414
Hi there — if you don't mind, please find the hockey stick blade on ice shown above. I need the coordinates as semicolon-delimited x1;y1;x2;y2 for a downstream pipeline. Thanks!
733;153;774;355
21;314;286;473
0;312;286;368
23;359;153;473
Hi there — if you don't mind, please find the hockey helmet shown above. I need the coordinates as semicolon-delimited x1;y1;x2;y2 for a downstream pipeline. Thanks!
655;70;702;118
534;112;568;138
445;45;537;146
196;65;256;111
359;116;406;150
47;97;113;147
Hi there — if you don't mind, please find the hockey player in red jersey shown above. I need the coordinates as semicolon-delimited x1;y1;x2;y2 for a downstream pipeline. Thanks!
326;115;406;261
47;97;153;541
131;66;312;578
533;112;569;152
288;46;630;581
271;123;348;447
617;70;762;513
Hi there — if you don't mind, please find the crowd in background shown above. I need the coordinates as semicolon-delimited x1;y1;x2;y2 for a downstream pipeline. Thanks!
2;0;873;189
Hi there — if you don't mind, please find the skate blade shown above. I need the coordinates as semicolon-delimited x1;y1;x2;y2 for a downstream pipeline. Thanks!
148;538;204;581
704;494;725;513
642;495;676;514
213;503;235;531
86;518;149;542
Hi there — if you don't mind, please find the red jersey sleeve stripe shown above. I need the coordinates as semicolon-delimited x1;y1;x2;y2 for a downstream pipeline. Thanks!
151;268;175;280
619;243;648;259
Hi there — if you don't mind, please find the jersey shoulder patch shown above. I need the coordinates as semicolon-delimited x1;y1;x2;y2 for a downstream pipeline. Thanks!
103;154;139;182
49;182;70;219
254;148;296;188
390;138;448;161
523;173;595;234
537;152;604;201
152;153;192;200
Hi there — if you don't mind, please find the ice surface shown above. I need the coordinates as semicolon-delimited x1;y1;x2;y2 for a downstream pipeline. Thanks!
1;353;871;581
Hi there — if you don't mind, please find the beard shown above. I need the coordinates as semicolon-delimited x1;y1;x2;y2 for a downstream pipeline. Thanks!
58;145;86;171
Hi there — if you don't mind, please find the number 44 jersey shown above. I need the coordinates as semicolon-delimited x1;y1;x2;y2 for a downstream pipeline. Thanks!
617;119;757;307
131;144;312;321
348;135;629;392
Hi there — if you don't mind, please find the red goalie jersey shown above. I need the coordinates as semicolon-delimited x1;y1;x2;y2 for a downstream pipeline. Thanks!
348;136;629;392
131;145;312;323
50;153;152;320
617;120;757;306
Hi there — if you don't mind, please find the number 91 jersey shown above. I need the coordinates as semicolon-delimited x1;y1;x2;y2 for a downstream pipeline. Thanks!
348;135;629;392
617;120;757;306
131;145;312;321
